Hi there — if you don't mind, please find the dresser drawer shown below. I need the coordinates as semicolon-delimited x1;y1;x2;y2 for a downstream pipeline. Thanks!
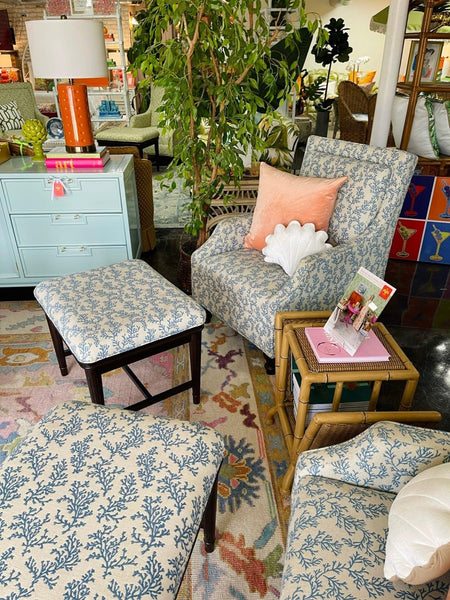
3;177;122;213
12;214;126;246
19;246;130;278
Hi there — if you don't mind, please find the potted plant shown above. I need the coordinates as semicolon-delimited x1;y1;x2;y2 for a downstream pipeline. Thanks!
128;0;321;256
256;111;303;169
311;17;352;136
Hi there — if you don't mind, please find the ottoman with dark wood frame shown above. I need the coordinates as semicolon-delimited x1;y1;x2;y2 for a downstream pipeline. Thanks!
0;401;225;597
34;259;206;410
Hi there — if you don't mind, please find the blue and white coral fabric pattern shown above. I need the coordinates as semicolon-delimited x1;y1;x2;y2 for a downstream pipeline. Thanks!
192;137;417;358
280;421;450;600
34;259;206;364
0;402;225;599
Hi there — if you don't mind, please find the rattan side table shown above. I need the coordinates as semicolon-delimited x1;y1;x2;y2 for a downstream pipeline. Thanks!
266;310;420;494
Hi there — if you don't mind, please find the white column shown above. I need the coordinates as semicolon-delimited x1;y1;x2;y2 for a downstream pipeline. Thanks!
370;0;410;147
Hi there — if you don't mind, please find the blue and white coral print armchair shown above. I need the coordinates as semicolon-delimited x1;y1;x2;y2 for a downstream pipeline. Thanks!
191;136;417;361
280;420;450;599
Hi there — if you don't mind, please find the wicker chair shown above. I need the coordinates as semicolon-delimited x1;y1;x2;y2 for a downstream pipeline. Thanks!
337;80;374;144
107;146;156;251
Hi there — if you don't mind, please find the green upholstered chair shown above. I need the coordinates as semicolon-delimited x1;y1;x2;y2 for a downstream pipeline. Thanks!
94;111;160;166
0;82;48;139
97;86;175;164
142;85;176;159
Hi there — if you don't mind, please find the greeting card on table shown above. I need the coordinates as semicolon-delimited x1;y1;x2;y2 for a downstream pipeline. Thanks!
324;267;396;356
305;326;390;363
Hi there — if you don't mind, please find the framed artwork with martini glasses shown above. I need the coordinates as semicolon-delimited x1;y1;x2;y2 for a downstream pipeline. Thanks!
389;175;450;264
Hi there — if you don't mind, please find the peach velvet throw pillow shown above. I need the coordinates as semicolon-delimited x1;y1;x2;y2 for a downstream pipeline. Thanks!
244;163;348;251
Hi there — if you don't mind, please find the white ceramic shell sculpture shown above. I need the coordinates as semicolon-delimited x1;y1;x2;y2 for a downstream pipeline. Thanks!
262;221;332;276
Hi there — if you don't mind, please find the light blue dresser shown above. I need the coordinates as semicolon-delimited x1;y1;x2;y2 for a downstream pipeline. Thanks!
0;155;141;287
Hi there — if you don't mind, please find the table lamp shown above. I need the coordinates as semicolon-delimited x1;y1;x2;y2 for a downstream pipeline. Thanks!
26;19;108;153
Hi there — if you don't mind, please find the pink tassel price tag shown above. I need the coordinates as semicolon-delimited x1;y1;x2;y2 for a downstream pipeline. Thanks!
53;179;65;197
50;178;69;202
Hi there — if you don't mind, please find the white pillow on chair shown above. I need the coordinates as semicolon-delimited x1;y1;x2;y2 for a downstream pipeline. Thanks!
432;99;450;156
384;462;450;585
391;95;440;160
262;221;331;276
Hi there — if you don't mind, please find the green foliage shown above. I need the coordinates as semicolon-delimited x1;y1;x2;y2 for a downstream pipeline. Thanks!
300;71;326;106
311;17;352;109
258;112;300;168
128;0;319;241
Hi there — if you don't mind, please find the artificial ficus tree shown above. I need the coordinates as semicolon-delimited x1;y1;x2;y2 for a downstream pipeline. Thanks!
128;0;322;245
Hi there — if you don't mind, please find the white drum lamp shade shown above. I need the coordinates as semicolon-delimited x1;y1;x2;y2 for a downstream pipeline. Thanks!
25;19;108;153
26;19;108;80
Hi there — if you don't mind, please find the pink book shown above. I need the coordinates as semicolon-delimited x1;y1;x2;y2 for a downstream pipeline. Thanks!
305;327;390;363
45;154;110;169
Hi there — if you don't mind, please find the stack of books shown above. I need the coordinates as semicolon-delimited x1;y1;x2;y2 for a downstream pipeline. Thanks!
291;356;372;423
305;326;390;364
45;146;110;169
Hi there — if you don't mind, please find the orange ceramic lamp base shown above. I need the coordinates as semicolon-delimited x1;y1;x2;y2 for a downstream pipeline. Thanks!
58;83;96;153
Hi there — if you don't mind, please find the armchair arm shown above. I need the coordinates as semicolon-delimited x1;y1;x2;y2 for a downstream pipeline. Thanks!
279;227;386;311
34;109;49;127
295;421;450;495
191;215;252;262
130;110;152;128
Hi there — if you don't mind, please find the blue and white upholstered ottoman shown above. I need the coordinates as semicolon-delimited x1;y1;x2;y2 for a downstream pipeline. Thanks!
0;401;225;598
34;260;206;409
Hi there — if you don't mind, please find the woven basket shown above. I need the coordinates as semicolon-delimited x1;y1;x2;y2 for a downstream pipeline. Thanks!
1;139;34;157
177;235;197;295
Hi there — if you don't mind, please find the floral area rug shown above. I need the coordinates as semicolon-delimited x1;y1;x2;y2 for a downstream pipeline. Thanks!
0;301;291;599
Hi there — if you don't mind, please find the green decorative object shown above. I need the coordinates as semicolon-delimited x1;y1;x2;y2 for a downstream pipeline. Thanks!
21;119;47;161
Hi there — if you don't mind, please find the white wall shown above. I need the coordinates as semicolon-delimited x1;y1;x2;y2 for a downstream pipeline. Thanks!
303;0;389;79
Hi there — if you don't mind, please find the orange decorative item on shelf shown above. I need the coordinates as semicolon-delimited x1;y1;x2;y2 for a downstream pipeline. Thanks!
0;68;19;83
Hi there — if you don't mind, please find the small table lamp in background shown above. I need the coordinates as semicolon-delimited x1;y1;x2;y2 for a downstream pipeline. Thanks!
25;18;108;153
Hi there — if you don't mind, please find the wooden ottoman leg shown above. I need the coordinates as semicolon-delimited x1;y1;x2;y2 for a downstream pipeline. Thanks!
46;316;69;376
84;367;105;405
190;329;203;405
201;472;220;552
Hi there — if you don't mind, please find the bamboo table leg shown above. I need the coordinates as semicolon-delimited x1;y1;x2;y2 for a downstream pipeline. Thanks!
266;323;291;423
367;380;382;411
400;377;419;410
